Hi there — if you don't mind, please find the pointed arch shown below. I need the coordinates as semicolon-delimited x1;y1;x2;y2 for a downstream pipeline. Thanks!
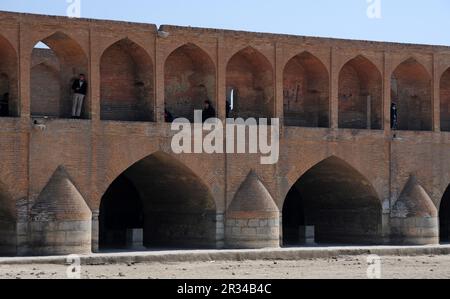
226;46;274;120
98;151;217;250
0;34;18;117
440;67;450;131
283;51;330;127
391;58;432;131
100;38;154;122
282;156;382;245
164;43;216;122
338;55;383;129
31;32;89;118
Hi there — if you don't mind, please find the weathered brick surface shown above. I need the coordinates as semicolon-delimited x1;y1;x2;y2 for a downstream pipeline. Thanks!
0;11;450;255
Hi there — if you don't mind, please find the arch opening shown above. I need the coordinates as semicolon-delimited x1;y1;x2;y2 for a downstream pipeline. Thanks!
31;32;89;119
282;157;382;246
0;181;16;255
440;68;450;132
338;56;382;130
226;47;274;120
100;39;154;122
283;52;329;127
391;58;432;131
99;153;217;250
439;185;450;243
164;43;216;122
0;35;18;117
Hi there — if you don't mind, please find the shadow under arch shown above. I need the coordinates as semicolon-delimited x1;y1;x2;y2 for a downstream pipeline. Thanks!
99;151;217;250
226;46;274;120
391;57;432;131
30;63;61;117
338;55;383;130
0;180;16;255
0;34;19;117
283;51;330;128
282;156;382;246
439;184;450;243
164;43;216;122
100;38;154;122
440;66;450;131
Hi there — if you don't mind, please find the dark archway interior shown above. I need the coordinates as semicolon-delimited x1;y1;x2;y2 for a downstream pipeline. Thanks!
0;35;18;117
99;175;143;248
226;47;274;120
31;33;89;118
99;153;216;250
391;58;432;131
283;52;329;128
440;68;450;132
282;157;382;246
339;56;382;130
100;39;154;122
165;43;216;122
0;182;16;255
439;186;450;243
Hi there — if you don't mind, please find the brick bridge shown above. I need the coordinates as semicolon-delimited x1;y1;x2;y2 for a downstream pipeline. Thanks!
1;11;450;256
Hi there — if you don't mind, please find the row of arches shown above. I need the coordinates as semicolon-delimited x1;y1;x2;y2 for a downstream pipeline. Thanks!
1;32;450;131
1;153;450;255
93;153;450;250
98;155;450;249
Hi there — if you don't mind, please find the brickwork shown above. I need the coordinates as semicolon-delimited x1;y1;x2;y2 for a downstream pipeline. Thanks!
0;11;450;255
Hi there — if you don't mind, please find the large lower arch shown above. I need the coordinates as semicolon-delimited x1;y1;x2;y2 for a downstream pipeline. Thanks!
100;39;154;122
283;52;329;127
440;185;450;243
282;157;382;246
99;152;217;250
440;67;450;131
0;181;16;255
338;56;382;129
31;32;89;118
391;58;432;131
164;43;216;122
0;35;18;117
226;47;274;120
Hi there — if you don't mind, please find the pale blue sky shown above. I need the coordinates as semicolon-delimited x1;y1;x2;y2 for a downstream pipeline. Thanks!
1;0;449;46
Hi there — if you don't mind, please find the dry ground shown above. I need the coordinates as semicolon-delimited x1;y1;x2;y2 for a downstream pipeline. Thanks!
0;254;449;279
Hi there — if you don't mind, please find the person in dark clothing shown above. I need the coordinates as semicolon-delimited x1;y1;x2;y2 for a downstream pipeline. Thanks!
202;100;216;122
0;93;9;117
391;103;398;130
164;109;174;123
71;74;88;118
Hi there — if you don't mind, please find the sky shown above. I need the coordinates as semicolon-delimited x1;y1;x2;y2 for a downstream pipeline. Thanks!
0;0;449;46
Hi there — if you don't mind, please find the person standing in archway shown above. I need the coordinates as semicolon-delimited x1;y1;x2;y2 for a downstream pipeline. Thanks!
71;74;87;119
202;100;216;122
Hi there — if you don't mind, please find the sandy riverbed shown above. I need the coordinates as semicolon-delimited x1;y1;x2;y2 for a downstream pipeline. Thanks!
0;254;448;279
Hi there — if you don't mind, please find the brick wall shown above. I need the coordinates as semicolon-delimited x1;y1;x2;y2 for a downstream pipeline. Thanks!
164;43;216;122
0;11;450;255
100;39;154;122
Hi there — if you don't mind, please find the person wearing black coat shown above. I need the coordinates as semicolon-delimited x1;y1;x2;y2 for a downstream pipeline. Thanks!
71;74;88;118
202;100;216;123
